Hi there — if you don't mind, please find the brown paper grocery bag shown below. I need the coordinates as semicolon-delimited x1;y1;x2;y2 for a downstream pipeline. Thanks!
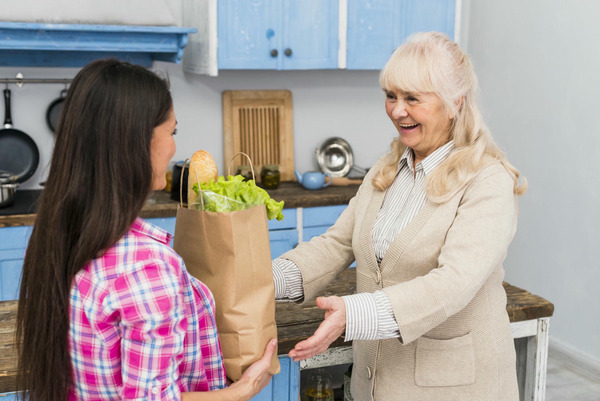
173;204;280;380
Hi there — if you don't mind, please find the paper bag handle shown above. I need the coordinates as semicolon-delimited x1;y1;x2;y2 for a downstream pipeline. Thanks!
228;152;256;181
179;158;205;210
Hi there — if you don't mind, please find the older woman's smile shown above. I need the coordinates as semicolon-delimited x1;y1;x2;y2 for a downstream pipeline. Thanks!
398;123;420;132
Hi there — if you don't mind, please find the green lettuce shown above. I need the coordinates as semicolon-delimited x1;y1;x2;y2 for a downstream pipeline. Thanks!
192;175;284;221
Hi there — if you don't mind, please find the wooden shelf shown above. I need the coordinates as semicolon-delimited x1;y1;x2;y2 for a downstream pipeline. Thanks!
0;22;196;67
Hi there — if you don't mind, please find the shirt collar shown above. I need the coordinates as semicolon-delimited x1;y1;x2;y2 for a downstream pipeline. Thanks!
398;140;455;176
130;217;172;245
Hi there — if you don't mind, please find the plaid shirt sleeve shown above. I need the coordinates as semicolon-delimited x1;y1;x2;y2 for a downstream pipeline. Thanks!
105;258;188;400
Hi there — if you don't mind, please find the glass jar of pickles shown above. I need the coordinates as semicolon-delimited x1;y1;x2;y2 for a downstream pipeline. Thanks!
260;164;280;189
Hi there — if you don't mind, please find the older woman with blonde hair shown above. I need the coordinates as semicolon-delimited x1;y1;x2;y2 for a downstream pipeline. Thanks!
272;31;526;400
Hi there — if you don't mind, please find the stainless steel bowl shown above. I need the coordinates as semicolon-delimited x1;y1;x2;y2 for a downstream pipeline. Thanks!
316;137;354;177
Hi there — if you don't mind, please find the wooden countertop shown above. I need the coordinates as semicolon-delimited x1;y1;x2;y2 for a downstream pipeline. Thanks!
0;269;554;393
0;182;361;228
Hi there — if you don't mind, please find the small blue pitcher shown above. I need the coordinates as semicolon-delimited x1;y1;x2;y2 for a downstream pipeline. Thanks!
295;170;333;190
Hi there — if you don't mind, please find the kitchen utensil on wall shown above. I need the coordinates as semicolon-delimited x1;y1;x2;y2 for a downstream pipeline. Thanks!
0;171;19;208
316;137;367;178
46;87;68;133
0;89;39;183
223;90;294;181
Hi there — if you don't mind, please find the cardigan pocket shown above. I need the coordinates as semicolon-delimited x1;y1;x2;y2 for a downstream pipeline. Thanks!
415;333;475;387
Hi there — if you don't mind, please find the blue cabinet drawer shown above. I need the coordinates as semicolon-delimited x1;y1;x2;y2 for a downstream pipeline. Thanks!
0;226;31;301
0;249;25;301
268;208;297;231
0;226;33;250
303;205;347;228
269;229;298;259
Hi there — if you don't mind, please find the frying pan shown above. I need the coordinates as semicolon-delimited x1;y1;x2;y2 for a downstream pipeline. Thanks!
46;88;68;133
0;89;40;183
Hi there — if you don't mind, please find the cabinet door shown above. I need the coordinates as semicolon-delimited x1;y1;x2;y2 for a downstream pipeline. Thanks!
251;356;300;400
282;0;339;69
302;205;355;267
0;226;33;301
269;229;299;259
218;0;338;70
347;0;455;70
218;0;282;69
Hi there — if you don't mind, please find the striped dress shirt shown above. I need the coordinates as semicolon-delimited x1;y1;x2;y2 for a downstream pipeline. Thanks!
273;141;454;341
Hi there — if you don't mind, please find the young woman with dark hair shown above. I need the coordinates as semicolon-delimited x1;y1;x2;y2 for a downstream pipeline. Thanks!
16;59;275;401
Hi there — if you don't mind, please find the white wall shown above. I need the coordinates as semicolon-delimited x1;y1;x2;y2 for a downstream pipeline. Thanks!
0;66;395;188
465;0;600;364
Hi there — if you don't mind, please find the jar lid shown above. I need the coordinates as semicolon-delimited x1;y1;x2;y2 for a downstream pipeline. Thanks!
262;164;279;170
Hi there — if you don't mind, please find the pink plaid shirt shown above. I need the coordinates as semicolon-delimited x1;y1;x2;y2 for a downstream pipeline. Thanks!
68;218;226;400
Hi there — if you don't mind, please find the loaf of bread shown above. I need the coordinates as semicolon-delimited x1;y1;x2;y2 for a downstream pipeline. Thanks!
188;150;218;208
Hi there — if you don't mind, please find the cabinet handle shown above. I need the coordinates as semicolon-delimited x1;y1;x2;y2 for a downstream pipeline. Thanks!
284;48;292;57
270;49;278;58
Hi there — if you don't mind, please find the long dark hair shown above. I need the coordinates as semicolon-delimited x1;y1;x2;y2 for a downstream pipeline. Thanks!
16;59;172;401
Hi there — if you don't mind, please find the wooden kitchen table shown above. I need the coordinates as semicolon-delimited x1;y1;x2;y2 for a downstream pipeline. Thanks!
0;269;553;401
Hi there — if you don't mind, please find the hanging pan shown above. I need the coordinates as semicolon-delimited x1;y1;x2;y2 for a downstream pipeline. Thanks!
46;88;68;134
0;89;40;183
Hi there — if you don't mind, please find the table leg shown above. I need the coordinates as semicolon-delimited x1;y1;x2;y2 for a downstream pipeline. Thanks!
524;317;551;401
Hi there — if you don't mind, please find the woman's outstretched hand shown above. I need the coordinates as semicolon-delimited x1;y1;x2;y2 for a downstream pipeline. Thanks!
289;296;346;361
229;339;277;401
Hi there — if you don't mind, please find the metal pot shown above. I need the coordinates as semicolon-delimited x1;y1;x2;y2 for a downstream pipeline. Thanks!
0;171;19;208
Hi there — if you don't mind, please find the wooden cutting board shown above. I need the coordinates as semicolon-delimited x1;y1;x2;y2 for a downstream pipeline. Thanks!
223;90;294;181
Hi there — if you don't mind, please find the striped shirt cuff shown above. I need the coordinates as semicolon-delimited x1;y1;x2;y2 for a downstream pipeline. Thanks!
342;291;400;341
272;258;304;302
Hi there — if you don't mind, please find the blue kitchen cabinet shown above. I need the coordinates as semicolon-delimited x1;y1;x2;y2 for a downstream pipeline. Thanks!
347;0;456;70
303;205;355;267
218;0;339;70
251;356;300;401
0;226;32;301
0;357;300;401
302;205;347;241
268;209;298;258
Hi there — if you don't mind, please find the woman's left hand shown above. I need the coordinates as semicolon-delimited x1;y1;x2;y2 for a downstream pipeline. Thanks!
289;296;346;361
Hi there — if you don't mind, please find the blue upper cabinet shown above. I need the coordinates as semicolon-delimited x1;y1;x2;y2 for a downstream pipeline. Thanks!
281;1;339;69
347;0;455;70
218;0;282;69
218;0;339;70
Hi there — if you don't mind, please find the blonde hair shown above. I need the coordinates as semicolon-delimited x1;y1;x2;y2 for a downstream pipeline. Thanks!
373;32;526;202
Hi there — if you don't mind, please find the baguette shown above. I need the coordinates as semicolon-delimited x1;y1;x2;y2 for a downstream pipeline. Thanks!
188;150;218;207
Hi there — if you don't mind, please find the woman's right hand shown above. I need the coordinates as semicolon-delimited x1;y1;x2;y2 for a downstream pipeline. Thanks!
229;339;278;401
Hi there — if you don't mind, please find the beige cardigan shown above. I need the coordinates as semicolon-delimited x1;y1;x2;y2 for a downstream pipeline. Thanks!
281;158;520;401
